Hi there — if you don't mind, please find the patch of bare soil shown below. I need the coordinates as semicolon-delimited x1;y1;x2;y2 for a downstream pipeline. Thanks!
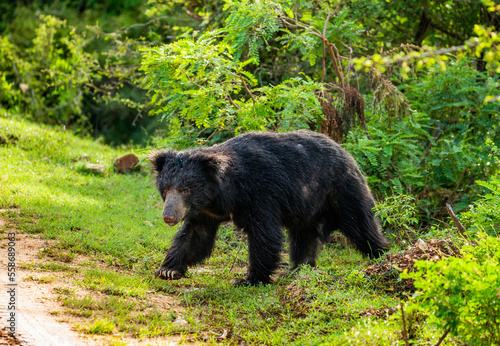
364;238;460;293
0;213;184;345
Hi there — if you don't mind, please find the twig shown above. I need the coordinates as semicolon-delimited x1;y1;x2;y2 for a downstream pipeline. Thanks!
435;326;451;346
388;43;476;66
205;130;220;142
445;203;467;236
239;76;256;104
116;16;171;35
280;17;323;37
332;0;343;16
226;95;240;110
320;11;332;84
326;43;345;86
330;43;345;85
321;41;327;84
400;304;410;346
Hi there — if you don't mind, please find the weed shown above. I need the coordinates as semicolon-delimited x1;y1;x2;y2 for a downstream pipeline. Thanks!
38;247;76;263
54;287;75;295
37;275;56;284
85;319;115;335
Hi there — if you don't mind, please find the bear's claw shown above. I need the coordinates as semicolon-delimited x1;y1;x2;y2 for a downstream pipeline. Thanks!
155;268;183;280
230;277;251;286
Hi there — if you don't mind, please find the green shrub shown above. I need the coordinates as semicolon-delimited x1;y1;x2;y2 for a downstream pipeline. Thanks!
403;234;500;345
0;15;98;130
461;177;500;236
373;194;419;241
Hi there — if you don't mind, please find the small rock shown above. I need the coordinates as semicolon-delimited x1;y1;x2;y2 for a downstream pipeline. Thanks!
144;221;154;227
415;238;428;251
85;164;105;174
114;153;139;173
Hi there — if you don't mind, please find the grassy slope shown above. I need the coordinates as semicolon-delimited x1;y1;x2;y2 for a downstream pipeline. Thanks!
1;115;415;344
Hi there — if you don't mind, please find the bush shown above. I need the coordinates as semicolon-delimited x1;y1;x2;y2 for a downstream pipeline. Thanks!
461;177;500;236
403;234;500;345
373;194;419;241
0;15;98;130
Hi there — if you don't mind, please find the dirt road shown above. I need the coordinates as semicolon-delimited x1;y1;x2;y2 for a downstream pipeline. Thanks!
0;216;93;345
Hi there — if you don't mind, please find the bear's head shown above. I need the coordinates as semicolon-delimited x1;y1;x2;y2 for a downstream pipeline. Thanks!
149;149;228;226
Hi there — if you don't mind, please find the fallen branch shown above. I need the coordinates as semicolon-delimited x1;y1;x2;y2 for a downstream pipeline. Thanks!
445;203;467;236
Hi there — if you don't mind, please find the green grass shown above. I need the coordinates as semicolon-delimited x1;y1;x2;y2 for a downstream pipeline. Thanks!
0;113;462;344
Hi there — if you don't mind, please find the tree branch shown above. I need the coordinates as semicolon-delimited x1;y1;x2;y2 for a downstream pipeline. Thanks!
326;42;345;86
435;326;451;346
116;16;172;35
226;95;240;110
239;76;256;104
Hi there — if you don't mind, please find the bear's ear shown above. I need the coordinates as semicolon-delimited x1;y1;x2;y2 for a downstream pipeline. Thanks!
199;154;230;181
149;150;176;173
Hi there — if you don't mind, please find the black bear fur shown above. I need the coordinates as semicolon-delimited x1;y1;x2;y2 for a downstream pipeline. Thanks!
150;130;389;285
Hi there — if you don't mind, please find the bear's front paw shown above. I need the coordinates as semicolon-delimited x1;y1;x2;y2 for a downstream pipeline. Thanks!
155;267;184;280
230;277;251;286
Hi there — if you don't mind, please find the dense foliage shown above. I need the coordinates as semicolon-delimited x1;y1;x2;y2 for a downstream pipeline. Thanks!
346;60;499;220
461;177;500;236
403;234;500;345
0;15;97;130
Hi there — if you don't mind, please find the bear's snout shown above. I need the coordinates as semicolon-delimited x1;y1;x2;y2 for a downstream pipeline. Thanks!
163;215;178;226
162;189;187;226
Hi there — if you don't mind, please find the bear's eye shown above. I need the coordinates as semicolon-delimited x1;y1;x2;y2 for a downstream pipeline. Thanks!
178;187;191;194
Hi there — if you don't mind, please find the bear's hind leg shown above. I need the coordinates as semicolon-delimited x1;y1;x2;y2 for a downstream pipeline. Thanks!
333;186;389;258
288;224;321;270
156;218;219;280
233;217;283;286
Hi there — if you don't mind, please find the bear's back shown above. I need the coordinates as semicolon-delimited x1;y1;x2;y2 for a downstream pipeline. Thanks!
218;130;351;175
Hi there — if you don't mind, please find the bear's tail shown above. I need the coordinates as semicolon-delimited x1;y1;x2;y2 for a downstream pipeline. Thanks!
334;183;389;258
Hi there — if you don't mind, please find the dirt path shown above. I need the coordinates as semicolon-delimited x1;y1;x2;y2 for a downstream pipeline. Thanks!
0;215;182;346
0;216;96;345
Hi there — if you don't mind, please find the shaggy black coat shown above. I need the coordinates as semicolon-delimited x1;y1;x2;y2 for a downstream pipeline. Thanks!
150;130;389;285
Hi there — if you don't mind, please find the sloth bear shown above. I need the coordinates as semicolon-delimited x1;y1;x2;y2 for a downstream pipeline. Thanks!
150;130;388;285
